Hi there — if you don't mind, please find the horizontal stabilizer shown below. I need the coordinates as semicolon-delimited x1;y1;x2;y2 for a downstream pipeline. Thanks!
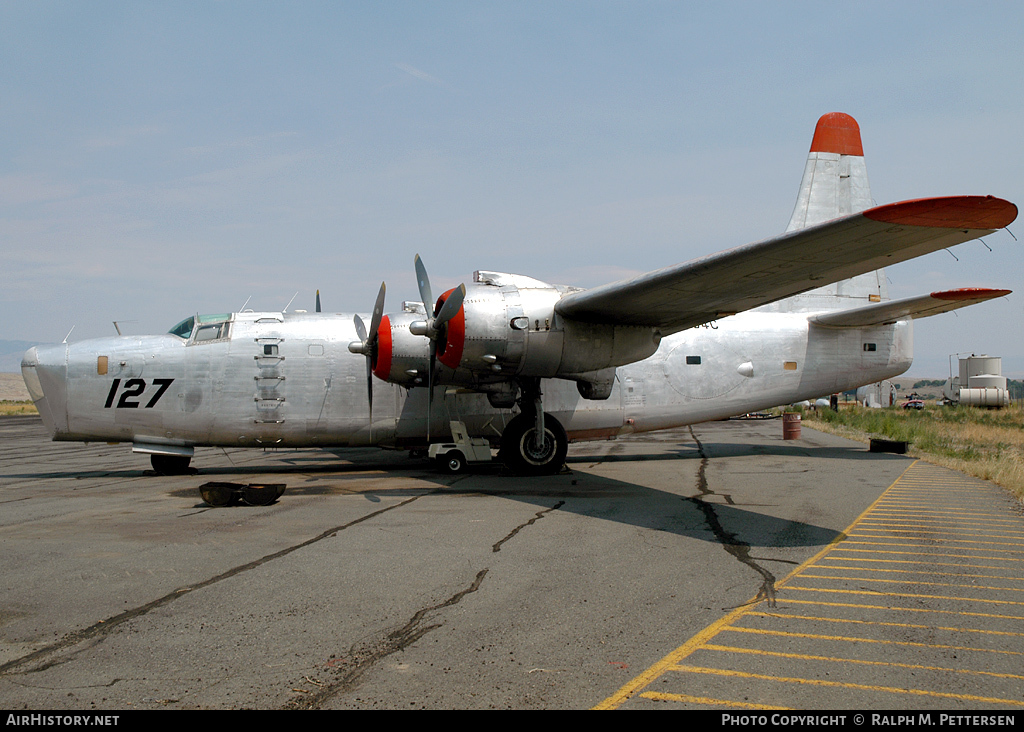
809;288;1011;328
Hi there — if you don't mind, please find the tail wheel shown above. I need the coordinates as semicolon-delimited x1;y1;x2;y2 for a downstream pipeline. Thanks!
499;413;567;476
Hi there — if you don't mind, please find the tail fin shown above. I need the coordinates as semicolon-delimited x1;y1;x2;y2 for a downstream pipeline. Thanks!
769;113;887;311
787;112;872;231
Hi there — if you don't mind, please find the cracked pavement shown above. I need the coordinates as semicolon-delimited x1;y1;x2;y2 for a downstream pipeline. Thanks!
0;416;910;709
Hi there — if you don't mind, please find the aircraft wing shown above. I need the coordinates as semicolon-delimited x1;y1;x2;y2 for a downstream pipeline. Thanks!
554;196;1017;334
809;288;1011;328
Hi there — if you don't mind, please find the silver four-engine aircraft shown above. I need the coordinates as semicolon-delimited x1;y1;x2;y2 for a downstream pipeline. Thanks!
22;113;1017;476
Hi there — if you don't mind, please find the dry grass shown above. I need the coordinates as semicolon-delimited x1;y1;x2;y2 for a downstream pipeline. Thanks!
804;403;1024;500
0;400;37;416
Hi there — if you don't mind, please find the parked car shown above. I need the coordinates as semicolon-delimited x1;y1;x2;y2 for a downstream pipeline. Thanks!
902;399;925;410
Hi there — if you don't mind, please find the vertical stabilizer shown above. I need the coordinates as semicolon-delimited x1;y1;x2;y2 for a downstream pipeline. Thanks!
787;112;872;231
764;113;886;312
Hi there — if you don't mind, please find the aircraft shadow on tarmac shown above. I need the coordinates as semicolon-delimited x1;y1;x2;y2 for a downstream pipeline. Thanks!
160;443;864;550
5;435;912;551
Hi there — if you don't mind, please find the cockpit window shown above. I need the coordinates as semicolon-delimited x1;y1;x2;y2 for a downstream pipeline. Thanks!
169;314;232;343
168;316;195;339
193;322;230;343
190;314;232;344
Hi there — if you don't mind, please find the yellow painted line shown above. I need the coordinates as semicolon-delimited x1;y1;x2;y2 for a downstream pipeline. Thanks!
832;545;1022;557
822;555;1017;571
857;519;1024;530
780;596;1024;622
667;665;1024;707
784;584;1024;607
700;643;1024;681
637;691;790;709
811;564;1024;581
746;610;1024;638
795;572;1024;593
862;529;1024;538
724;626;1024;657
850;531;1024;544
593;460;920;710
828;547;1021;562
868;510;1017;520
845;536;1024;549
590;599;763;710
596;457;1024;710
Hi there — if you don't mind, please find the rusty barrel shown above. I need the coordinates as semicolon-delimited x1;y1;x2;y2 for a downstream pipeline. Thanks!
782;411;802;440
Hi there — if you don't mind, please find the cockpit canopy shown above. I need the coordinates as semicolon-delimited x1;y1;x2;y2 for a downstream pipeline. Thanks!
167;314;232;342
168;316;195;339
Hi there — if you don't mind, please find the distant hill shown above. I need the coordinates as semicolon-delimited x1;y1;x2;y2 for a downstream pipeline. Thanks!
0;341;44;373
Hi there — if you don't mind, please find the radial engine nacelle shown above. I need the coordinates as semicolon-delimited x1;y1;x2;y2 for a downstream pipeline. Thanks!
363;302;432;388
371;271;661;391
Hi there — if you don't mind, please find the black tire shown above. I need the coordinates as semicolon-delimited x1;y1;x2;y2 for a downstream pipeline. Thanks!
437;450;466;474
151;454;192;475
499;413;567;476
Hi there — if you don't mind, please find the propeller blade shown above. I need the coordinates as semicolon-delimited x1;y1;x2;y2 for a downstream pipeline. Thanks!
410;259;463;445
434;283;465;327
368;282;386;343
414;254;433;316
350;282;387;442
353;313;367;344
316;290;321;313
366;355;373;435
426;340;436;443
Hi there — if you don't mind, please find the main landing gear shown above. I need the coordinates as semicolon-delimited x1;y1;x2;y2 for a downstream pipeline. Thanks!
497;379;567;476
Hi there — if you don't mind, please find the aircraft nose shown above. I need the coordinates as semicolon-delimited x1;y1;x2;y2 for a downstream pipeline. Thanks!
21;343;69;437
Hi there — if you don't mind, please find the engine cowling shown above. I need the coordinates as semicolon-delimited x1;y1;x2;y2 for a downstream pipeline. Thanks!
412;271;661;387
371;309;430;387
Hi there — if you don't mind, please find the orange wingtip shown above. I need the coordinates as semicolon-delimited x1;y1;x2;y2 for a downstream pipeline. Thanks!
809;112;863;156
863;196;1018;229
930;288;1011;301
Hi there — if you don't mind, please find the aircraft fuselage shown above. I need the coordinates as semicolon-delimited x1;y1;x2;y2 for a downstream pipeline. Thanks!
23;308;911;454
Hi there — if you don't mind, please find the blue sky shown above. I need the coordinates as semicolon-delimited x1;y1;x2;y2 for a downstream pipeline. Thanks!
2;1;1023;376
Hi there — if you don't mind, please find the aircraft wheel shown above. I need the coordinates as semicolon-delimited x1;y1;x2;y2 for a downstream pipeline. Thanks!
437;450;466;475
151;454;192;475
499;413;567;476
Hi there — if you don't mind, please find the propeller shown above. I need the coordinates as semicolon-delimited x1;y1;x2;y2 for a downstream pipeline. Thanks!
348;282;387;439
411;255;466;441
315;290;321;313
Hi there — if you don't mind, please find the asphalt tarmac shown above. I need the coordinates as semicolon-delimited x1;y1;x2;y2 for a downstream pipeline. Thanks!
0;415;1021;710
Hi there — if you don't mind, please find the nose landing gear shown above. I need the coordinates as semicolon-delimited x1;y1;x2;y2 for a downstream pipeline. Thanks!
150;454;192;475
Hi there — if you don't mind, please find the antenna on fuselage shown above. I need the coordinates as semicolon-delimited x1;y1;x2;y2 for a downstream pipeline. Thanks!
239;295;252;312
283;291;298;313
62;326;75;343
112;320;136;336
